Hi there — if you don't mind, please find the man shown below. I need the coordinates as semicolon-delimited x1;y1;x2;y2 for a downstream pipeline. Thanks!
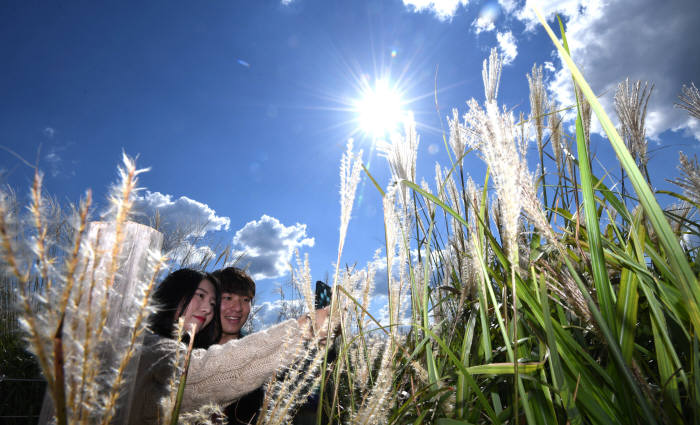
214;267;254;344
211;267;262;425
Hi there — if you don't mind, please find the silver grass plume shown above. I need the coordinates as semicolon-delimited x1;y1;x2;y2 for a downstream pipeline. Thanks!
176;403;226;425
482;47;503;103
674;152;700;206
463;98;526;264
527;63;548;156
363;252;378;314
382;186;404;339
574;83;592;151
377;114;419;209
448;108;467;160
676;82;700;120
520;172;558;245
293;251;316;330
539;262;592;324
548;103;564;175
349;336;385;395
259;325;326;425
666;201;692;238
353;339;396;425
466;176;481;226
435;163;467;257
434;162;450;208
330;138;364;358
338;138;364;266
614;78;654;169
420;179;436;218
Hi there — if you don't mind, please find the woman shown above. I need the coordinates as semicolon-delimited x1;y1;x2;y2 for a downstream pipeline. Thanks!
127;268;328;425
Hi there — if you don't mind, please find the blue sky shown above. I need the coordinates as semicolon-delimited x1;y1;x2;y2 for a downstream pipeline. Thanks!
2;0;699;325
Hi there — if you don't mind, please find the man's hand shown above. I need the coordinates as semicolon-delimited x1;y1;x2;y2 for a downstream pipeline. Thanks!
297;307;338;343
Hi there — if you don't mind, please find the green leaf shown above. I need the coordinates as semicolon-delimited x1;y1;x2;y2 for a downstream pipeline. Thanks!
466;361;544;375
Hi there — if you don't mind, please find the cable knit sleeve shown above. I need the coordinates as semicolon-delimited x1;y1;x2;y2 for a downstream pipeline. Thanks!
181;318;303;412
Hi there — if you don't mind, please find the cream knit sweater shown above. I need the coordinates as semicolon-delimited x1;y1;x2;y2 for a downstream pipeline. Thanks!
127;318;302;424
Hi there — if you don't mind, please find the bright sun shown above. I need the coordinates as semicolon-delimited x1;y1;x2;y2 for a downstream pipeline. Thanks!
354;79;404;138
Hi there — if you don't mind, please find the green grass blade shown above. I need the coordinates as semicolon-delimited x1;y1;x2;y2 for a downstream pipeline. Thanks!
465;362;544;375
537;271;582;425
559;15;616;332
616;210;643;362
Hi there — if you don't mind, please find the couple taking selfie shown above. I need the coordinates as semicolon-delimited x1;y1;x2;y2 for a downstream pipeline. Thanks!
127;267;332;424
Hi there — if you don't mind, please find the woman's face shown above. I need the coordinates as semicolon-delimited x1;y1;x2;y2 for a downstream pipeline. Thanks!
179;279;216;334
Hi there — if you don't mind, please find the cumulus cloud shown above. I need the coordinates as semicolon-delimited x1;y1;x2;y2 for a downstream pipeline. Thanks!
233;214;314;280
131;190;230;238
515;0;700;140
402;0;470;21
43;127;55;138
496;30;517;64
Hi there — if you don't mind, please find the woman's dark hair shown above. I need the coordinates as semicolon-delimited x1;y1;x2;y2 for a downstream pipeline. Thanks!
149;268;221;348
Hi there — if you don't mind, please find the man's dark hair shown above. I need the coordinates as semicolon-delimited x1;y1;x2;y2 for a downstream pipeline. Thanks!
211;267;256;298
149;268;221;348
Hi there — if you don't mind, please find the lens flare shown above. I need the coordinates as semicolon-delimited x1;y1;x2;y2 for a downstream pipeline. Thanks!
478;2;500;25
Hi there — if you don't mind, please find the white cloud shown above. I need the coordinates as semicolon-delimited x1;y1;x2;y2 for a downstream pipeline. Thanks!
514;0;700;140
233;214;315;280
496;30;518;65
44;152;61;177
472;1;500;33
43;143;72;178
43;127;55;138
473;16;496;34
402;0;471;21
131;190;230;238
497;0;517;14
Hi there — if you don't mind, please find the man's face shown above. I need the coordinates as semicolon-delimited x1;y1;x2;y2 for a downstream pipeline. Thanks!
220;292;252;338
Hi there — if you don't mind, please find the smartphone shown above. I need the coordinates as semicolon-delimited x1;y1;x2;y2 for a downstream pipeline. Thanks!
314;280;331;309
